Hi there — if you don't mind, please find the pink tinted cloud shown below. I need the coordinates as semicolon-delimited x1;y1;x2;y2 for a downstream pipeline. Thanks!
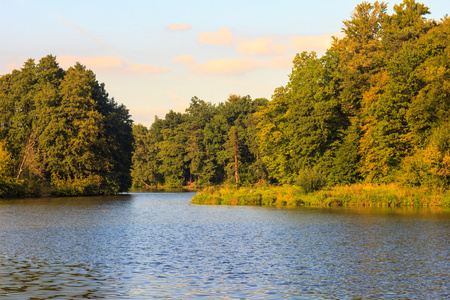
57;55;169;74
291;32;344;53
165;90;189;107
171;55;195;64
236;37;288;56
129;64;169;74
198;27;238;46
270;55;295;69
129;109;172;127
166;23;192;31
130;106;187;127
188;58;265;75
58;55;122;69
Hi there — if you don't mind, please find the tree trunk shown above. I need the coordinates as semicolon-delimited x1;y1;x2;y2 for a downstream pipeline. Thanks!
234;128;239;184
234;153;239;183
139;179;153;189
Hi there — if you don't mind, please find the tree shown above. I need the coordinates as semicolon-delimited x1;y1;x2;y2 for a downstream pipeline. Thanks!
220;95;262;184
0;139;16;197
127;2;450;191
244;98;269;183
256;52;347;184
337;1;388;117
184;97;216;186
358;6;445;182
156;110;187;187
382;0;433;53
0;56;133;196
39;63;111;194
132;124;161;188
101;98;134;192
255;86;291;183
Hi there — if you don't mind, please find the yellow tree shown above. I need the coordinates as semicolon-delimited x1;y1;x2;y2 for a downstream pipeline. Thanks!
0;140;15;197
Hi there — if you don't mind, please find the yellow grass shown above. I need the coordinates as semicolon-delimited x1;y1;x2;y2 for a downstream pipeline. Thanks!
191;183;450;208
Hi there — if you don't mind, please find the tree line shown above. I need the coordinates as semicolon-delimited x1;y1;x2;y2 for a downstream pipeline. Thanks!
0;55;133;197
132;95;269;188
132;0;450;190
1;1;448;197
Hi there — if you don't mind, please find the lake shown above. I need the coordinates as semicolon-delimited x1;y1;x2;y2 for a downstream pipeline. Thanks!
0;192;448;299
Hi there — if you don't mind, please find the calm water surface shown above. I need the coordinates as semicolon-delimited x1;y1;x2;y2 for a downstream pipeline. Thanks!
0;193;448;299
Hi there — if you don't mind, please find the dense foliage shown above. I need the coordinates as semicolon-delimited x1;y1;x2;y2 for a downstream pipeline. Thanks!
133;0;450;191
0;55;133;197
192;184;450;207
2;1;446;198
255;0;450;190
132;96;268;188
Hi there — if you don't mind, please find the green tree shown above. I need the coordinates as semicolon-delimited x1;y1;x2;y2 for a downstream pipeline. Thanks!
203;113;229;184
131;124;161;188
244;98;269;183
382;0;433;53
39;63;109;194
156;111;187;187
406;16;450;146
184;97;216;186
0;139;16;197
220;95;262;184
0;55;134;196
358;4;442;182
337;1;388;117
256;52;347;184
255;86;291;183
101;98;134;192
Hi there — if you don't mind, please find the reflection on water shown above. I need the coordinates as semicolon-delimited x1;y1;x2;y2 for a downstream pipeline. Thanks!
0;193;449;299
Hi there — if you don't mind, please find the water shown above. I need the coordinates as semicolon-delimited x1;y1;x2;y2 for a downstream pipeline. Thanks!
0;193;448;299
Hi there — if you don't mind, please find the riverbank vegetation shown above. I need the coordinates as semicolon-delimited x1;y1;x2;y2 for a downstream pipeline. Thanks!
191;184;450;207
0;55;133;197
2;1;449;206
132;1;450;206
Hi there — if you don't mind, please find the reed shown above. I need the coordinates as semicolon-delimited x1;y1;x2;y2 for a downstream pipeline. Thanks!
191;183;450;207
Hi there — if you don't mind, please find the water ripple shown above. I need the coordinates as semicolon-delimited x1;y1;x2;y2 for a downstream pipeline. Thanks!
0;194;449;299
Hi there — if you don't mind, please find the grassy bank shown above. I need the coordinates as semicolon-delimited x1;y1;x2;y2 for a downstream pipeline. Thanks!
191;184;450;208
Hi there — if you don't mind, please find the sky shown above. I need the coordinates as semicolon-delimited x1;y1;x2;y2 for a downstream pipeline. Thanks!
1;0;448;127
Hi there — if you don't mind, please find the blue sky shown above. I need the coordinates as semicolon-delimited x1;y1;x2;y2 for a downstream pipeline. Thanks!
1;0;448;126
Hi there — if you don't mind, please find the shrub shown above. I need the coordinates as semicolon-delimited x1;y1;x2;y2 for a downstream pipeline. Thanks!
296;169;327;193
400;125;450;190
50;174;115;196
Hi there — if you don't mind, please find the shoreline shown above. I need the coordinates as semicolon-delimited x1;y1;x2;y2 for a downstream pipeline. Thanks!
191;184;450;208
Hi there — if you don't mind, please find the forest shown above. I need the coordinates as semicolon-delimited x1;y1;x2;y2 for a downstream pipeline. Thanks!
1;0;449;199
133;0;450;192
0;55;133;197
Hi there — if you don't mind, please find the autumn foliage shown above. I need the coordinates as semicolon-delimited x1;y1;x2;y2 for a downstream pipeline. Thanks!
134;1;450;194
